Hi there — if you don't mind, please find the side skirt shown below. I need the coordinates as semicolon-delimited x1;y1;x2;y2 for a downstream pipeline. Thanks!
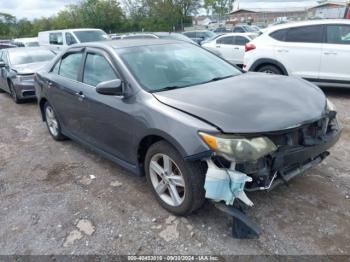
61;129;142;176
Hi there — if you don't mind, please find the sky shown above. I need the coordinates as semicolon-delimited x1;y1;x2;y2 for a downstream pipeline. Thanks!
0;0;348;19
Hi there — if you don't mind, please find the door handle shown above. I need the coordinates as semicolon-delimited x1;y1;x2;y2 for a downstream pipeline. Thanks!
76;91;85;100
216;46;221;48
277;49;289;53
234;47;239;50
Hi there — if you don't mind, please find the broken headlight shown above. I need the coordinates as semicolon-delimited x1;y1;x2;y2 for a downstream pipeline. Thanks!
326;98;336;112
199;132;277;163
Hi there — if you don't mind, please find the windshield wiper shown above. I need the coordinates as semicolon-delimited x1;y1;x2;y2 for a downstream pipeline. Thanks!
206;75;234;83
152;85;186;93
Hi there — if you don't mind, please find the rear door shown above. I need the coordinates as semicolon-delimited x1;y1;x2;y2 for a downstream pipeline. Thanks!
232;36;250;65
46;49;87;137
274;25;324;79
215;36;235;63
319;24;350;83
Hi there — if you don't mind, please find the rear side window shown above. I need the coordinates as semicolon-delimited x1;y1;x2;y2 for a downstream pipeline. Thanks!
184;32;195;38
49;33;63;45
217;36;234;45
235;36;249;45
58;52;83;80
83;53;118;86
285;25;323;43
270;29;287;41
326;24;350;45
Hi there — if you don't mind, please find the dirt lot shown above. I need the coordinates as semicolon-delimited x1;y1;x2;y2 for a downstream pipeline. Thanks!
0;88;349;255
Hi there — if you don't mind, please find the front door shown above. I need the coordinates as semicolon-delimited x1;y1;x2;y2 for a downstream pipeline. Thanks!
216;35;235;63
319;24;350;83
79;49;135;161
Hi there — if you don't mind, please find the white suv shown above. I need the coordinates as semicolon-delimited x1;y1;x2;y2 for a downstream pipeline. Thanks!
244;20;350;88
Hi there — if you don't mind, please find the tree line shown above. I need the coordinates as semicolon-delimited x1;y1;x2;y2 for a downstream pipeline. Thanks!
0;0;235;40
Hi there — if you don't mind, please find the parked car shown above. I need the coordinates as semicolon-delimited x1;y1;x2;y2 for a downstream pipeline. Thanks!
232;25;256;33
38;28;110;50
202;33;258;65
244;19;350;88
213;27;232;33
0;43;16;50
120;32;197;44
34;39;341;217
182;30;216;44
12;37;39;47
0;47;56;103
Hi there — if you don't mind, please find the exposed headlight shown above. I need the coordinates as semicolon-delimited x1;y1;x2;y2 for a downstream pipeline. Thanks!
199;132;277;163
326;98;336;112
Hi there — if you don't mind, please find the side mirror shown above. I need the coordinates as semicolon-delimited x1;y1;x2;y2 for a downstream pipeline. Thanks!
96;79;123;96
0;61;6;68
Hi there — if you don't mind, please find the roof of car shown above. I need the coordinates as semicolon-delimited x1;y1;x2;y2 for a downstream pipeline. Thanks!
72;39;188;49
266;19;350;33
6;46;54;53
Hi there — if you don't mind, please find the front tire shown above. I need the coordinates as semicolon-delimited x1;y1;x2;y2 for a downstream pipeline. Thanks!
44;102;66;141
145;141;206;216
8;81;22;104
257;64;283;75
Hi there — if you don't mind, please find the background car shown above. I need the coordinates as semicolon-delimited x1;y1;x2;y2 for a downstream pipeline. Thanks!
243;19;350;88
12;37;39;47
38;28;110;50
120;32;197;44
232;25;256;33
202;33;257;65
182;30;216;44
0;47;56;103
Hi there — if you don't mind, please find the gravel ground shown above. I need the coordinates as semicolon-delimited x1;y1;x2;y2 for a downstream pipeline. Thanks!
0;88;349;255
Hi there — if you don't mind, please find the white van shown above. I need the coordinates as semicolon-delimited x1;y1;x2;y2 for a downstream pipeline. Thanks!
38;28;110;49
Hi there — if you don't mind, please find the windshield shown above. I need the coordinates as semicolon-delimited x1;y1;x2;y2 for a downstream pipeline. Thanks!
9;49;55;65
117;43;241;92
73;30;109;43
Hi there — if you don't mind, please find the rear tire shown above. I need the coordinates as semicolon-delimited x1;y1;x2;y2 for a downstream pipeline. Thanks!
44;102;66;141
257;64;283;75
145;141;206;216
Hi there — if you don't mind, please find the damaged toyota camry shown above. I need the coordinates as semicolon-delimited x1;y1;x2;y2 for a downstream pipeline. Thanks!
34;40;341;234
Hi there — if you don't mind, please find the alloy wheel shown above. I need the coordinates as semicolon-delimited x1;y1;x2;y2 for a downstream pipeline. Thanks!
45;106;59;137
149;153;186;207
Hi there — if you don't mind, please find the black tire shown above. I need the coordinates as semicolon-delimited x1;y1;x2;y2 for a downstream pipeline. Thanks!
8;81;22;104
257;64;283;75
43;102;66;141
145;140;206;216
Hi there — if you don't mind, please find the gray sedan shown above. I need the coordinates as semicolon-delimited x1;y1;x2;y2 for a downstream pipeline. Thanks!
0;47;55;103
34;40;341;217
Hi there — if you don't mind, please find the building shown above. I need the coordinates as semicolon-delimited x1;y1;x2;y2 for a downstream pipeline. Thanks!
229;7;309;25
229;0;348;25
308;2;347;18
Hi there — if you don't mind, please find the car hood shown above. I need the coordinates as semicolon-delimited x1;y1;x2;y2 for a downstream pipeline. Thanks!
153;73;326;133
12;62;48;75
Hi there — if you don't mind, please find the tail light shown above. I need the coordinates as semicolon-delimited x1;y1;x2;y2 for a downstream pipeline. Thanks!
245;43;256;52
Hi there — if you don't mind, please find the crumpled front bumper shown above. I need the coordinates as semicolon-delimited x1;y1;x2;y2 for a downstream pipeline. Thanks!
202;112;342;206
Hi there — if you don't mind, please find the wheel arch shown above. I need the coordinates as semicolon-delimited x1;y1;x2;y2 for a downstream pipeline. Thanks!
39;98;48;121
250;58;288;75
136;131;188;176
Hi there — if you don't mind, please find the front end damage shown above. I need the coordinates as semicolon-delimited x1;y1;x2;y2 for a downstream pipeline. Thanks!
200;108;342;238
